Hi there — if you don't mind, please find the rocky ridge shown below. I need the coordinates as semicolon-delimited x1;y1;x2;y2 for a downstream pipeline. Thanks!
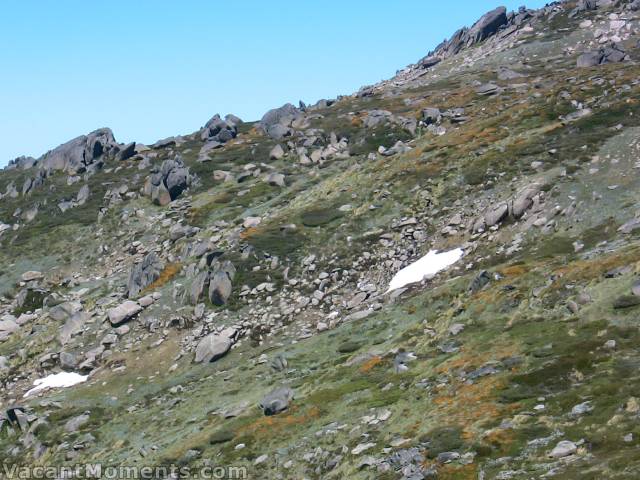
1;1;640;478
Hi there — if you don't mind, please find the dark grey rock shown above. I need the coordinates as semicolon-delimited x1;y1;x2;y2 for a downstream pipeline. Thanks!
266;124;291;140
484;203;509;227
64;413;90;433
152;137;176;149
421;108;442;125
40;128;118;174
260;386;294;416
190;271;209;305
194;328;236;363
76;184;90;206
145;157;193;206
260;103;300;130
613;295;640;309
59;352;79;370
6;156;38;170
127;252;164;298
107;301;142;326
208;261;235;306
116;142;136;161
58;311;89;345
467;7;507;44
511;184;540;218
469;271;491;293
577;45;627;68
200;114;238;144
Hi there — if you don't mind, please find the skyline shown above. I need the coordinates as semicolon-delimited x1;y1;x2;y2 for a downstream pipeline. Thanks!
0;1;548;166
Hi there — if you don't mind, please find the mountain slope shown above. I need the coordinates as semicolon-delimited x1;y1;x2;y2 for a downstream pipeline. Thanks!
1;1;640;479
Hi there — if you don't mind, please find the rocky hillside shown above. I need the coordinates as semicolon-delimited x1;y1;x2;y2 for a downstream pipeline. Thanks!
2;1;640;478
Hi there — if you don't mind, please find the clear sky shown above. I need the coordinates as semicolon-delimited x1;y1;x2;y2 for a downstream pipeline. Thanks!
0;0;548;166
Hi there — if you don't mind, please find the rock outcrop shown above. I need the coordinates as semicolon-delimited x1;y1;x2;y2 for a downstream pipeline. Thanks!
40;128;119;174
259;103;301;139
144;156;193;205
194;328;237;363
577;44;628;67
127;252;164;298
419;7;508;66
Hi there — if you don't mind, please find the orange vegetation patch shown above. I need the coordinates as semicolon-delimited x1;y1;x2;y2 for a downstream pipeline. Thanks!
142;263;181;294
436;463;478;480
359;355;383;373
432;377;515;437
498;264;530;277
419;460;478;480
239;226;263;240
467;288;503;316
237;406;321;438
431;341;521;442
436;343;518;375
350;115;363;127
539;121;563;134
403;144;426;160
483;427;516;452
555;247;640;282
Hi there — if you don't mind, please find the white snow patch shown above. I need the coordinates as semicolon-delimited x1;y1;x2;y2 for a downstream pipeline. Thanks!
387;248;464;293
24;372;88;398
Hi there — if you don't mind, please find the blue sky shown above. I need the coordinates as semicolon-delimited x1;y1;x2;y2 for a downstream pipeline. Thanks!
0;1;548;166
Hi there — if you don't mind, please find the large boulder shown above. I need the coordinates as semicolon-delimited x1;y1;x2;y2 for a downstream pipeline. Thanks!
127;252;164;298
269;144;285;160
144;157;193;206
6;156;38;170
194;328;237;363
419;6;508;66
577;45;627;67
259;104;301;139
107;301;142;326
485;203;509;227
0;317;19;341
58;311;90;345
21;177;33;196
474;182;543;232
265;172;286;187
76;184;90;206
200;114;239;143
260;386;294;416
3;182;18;198
266;124;291;140
208;261;236;306
422;108;442;125
467;6;507;44
577;52;601;68
166;167;190;199
190;271;209;305
576;0;597;12
64;413;90;433
21;271;43;282
209;272;232;306
261;103;300;129
116;142;136;161
49;301;82;322
511;184;541;218
40;128;119;174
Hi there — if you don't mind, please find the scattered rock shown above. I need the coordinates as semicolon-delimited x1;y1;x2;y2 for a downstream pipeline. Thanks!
107;301;143;326
549;440;577;458
194;328;236;363
127;252;164;298
260;386;293;416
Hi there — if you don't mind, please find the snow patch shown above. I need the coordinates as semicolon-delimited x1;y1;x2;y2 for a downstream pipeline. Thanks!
387;248;464;292
24;372;88;398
